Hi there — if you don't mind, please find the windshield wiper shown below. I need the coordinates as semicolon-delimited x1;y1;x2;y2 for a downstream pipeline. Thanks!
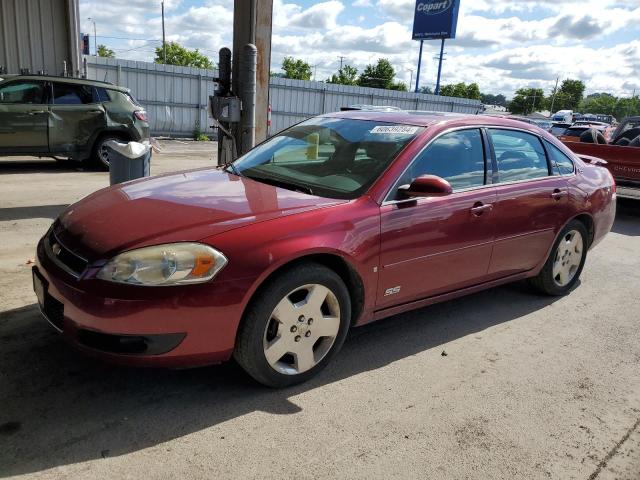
245;174;314;195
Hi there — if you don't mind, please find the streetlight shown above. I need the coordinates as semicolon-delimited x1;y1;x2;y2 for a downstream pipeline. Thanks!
87;17;97;57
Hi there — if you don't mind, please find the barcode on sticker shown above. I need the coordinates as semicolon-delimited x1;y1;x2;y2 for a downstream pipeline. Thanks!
370;126;419;135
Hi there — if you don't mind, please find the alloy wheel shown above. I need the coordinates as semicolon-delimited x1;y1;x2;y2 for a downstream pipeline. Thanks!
262;284;341;375
552;229;584;287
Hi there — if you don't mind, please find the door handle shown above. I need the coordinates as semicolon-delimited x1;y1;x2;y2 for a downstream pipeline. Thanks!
28;110;46;115
470;203;493;216
551;189;568;200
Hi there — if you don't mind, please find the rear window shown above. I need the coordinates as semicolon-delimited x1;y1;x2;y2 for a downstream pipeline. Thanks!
94;87;111;102
124;92;142;107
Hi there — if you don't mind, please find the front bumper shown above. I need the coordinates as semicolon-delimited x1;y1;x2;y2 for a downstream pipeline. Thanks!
34;236;246;368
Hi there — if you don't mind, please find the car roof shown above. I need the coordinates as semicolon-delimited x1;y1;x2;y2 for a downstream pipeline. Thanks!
0;75;128;92
322;110;540;130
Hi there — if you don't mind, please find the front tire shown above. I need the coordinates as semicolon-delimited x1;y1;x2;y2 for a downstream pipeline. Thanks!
234;263;351;388
529;220;588;296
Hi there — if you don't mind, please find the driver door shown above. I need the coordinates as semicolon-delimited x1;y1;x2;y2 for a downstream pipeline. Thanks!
377;128;497;309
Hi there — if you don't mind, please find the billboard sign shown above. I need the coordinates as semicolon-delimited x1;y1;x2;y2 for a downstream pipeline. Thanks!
412;0;461;40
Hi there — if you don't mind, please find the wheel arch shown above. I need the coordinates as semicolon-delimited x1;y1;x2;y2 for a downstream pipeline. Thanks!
572;213;595;247
240;252;366;330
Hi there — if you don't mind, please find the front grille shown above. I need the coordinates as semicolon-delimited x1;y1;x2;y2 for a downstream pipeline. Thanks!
43;292;64;331
46;230;88;277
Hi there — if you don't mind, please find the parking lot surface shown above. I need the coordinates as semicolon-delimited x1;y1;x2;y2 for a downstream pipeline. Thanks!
1;141;639;479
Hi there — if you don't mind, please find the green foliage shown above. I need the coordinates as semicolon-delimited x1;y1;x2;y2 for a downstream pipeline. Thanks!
439;82;481;100
509;88;545;115
281;57;312;81
358;58;396;89
579;93;640;120
97;45;115;58
154;42;213;69
193;127;209;142
389;81;408;91
551;79;586;111
327;65;359;86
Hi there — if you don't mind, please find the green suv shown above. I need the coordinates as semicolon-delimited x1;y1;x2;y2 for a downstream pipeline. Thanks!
0;75;149;169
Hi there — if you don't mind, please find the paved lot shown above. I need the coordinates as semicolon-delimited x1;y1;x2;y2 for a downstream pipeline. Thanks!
1;142;639;479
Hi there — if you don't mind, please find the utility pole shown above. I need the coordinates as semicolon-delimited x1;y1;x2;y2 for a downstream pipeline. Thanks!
414;40;423;93
549;77;560;114
408;69;414;92
337;56;345;71
161;1;167;64
435;38;445;95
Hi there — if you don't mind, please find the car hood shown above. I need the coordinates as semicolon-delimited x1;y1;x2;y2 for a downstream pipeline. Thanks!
54;168;346;260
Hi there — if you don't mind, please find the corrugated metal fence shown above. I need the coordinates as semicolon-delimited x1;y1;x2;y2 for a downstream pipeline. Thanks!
86;57;482;137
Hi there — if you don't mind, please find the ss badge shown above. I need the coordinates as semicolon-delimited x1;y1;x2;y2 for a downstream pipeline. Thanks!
384;286;401;296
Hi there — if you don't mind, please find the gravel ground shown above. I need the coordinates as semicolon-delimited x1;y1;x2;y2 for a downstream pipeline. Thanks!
0;141;639;479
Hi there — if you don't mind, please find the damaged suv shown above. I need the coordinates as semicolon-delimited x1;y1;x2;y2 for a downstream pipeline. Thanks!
0;75;149;169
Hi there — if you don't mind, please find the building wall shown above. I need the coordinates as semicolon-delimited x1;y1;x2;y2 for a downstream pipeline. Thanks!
0;0;81;76
86;57;483;137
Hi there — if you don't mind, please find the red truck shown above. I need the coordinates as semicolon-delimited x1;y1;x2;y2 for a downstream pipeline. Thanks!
560;117;640;199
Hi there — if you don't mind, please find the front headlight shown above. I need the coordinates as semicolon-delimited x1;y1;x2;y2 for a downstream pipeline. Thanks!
96;243;228;286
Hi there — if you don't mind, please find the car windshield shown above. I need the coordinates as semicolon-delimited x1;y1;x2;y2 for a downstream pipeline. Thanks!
231;117;423;199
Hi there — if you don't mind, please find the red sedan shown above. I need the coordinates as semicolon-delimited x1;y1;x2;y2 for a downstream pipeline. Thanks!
33;112;616;387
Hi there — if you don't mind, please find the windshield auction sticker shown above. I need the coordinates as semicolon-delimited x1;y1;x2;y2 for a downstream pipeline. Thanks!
371;126;419;135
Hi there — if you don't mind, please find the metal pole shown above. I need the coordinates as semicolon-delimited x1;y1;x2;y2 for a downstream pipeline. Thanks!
408;69;413;92
162;1;167;63
549;77;559;115
414;40;423;93
338;55;345;70
240;44;257;154
435;38;445;95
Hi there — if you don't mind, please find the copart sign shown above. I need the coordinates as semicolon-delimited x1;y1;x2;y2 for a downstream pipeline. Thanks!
412;0;460;40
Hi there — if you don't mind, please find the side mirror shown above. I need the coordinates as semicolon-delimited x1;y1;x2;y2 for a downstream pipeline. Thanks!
398;175;453;198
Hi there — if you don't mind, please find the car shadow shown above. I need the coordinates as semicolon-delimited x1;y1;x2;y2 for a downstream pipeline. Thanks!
0;204;69;221
612;198;640;236
0;281;561;477
0;158;83;175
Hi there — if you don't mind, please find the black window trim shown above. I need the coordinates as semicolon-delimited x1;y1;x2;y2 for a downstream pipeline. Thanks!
382;126;492;205
382;124;579;205
0;79;47;105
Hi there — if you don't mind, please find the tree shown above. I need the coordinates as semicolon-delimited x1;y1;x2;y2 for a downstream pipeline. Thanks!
481;93;507;107
281;57;312;81
439;82;481;100
578;93;618;116
97;45;115;58
327;65;358;86
358;58;396;89
154;42;213;69
509;88;545;115
551;79;586;111
389;81;408;91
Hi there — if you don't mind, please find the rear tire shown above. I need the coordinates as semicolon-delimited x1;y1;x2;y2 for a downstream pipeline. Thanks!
90;134;127;171
234;263;351;388
529;220;588;296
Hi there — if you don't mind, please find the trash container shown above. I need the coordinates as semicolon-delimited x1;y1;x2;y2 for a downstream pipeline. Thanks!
106;140;151;185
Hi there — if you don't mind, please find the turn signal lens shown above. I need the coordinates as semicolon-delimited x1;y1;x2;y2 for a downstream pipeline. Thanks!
97;243;227;286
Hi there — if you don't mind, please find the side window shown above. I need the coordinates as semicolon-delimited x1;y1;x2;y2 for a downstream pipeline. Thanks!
52;83;94;105
488;129;549;182
545;141;575;175
0;81;44;104
93;87;111;103
393;129;485;197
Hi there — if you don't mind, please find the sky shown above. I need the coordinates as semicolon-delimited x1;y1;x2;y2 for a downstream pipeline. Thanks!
79;0;640;99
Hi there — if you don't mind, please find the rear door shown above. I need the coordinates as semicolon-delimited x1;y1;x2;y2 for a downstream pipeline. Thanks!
49;82;106;155
486;128;569;278
0;80;48;152
377;128;497;308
